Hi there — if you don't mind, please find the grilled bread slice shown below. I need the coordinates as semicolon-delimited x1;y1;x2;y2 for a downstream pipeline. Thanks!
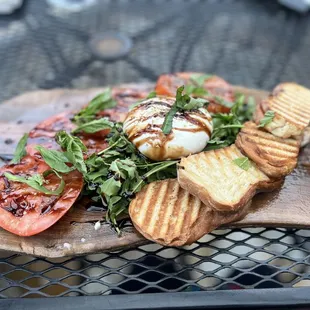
129;179;249;246
254;83;310;138
236;121;300;178
178;144;275;212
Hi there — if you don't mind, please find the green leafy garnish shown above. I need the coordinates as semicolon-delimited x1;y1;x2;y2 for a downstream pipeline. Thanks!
130;90;157;110
10;133;28;164
232;157;252;171
184;74;212;97
162;86;209;135
244;96;256;121
4;170;65;195
189;73;213;86
72;118;113;134
213;96;234;108
146;91;157;99
258;110;275;128
205;95;245;150
73;88;117;126
55;131;87;175
36;145;72;173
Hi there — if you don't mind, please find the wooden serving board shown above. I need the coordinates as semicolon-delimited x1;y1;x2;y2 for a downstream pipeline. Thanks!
0;84;310;258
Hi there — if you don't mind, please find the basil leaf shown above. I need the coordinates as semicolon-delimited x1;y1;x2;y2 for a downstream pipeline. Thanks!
129;91;157;110
100;178;121;196
4;171;65;195
55;131;87;175
146;91;157;99
10;133;28;164
190;74;213;86
245;96;256;120
232;157;252;171
161;86;209;135
184;85;209;97
214;96;234;108
258;110;275;128
36;145;72;173
72;118;113;134
161;103;178;135
110;158;137;179
73;88;117;125
183;97;208;110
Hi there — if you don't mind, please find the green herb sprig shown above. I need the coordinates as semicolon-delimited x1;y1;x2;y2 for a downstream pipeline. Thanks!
4;170;65;195
184;74;212;96
56;131;87;175
258;110;275;128
10;133;28;164
72;118;113;134
232;157;252;171
162;86;209;135
205;94;255;151
73;88;117;126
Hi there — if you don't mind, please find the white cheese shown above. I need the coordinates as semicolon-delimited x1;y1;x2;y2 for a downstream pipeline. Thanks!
123;97;213;161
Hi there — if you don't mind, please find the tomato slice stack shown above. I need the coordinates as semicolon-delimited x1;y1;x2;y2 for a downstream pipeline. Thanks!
155;72;235;113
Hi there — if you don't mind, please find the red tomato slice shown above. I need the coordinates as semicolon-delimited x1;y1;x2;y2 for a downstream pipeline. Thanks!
26;86;150;156
26;112;109;156
98;86;151;122
0;155;83;236
155;72;235;113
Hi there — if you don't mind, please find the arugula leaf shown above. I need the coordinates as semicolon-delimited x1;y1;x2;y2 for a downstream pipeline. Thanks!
162;86;209;135
11;133;28;164
72;118;113;134
233;157;252;171
55;131;87;175
110;158;137;179
73;88;117;125
258;110;275;128
100;178;122;196
4;171;65;195
36;145;72;173
205;95;248;151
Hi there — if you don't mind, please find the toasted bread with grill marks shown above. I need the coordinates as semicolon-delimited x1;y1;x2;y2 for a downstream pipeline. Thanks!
254;83;310;138
177;144;276;212
129;179;249;246
236;122;300;178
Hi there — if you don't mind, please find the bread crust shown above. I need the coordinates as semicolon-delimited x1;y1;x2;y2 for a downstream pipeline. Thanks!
236;122;300;178
254;83;310;138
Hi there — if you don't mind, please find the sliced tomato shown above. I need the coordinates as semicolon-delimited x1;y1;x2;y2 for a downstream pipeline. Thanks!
155;72;235;113
98;86;151;122
0;155;83;236
26;86;150;156
26;112;109;155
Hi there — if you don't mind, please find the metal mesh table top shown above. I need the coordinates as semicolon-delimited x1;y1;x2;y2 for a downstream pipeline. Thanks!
1;0;310;303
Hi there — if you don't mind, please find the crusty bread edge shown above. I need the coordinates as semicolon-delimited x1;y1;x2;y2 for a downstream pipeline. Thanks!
235;133;298;178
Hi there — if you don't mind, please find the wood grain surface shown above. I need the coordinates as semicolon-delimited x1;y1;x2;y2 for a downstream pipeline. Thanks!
0;84;309;258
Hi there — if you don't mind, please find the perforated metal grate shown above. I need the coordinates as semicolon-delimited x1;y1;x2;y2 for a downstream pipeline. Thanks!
1;228;310;297
2;0;310;302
